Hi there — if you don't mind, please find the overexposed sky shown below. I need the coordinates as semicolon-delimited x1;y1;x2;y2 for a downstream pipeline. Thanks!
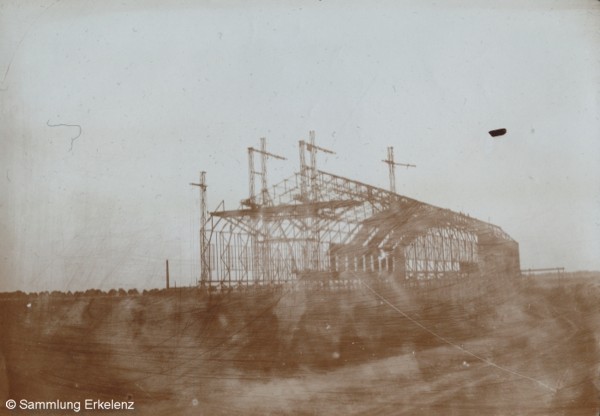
1;0;599;291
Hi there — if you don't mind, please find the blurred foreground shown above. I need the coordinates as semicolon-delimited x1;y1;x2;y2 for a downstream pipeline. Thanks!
0;272;599;415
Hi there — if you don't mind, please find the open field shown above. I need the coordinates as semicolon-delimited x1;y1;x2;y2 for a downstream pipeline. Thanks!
1;273;599;415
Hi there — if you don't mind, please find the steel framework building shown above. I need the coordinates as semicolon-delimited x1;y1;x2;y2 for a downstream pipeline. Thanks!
197;132;520;287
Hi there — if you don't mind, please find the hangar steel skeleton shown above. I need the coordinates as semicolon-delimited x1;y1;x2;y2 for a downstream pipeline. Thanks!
196;132;519;287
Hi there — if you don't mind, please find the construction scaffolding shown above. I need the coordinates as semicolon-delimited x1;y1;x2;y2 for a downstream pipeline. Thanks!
197;132;520;287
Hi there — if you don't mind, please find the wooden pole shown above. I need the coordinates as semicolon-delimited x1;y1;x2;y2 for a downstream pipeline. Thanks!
166;259;170;289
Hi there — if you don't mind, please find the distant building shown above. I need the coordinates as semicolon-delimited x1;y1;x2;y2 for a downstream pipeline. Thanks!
199;134;519;287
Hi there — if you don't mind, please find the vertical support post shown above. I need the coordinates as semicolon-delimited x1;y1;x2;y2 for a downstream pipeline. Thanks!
309;130;317;201
261;221;271;284
249;136;285;207
382;146;415;195
259;137;270;283
299;140;307;200
387;146;396;194
199;171;209;286
298;139;309;271
298;132;335;274
191;172;209;286
243;137;286;284
308;131;319;271
260;137;268;205
166;259;170;289
248;147;255;204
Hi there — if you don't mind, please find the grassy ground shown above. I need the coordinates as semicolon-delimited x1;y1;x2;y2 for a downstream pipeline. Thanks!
0;273;599;415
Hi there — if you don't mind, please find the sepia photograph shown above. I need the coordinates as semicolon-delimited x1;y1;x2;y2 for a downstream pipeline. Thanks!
1;0;600;414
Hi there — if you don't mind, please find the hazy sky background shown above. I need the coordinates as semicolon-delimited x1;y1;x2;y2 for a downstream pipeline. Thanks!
1;0;599;291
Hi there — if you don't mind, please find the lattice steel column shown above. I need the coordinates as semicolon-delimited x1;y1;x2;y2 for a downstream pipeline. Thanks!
190;171;209;286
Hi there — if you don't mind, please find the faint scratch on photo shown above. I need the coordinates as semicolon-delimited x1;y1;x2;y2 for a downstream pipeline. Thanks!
1;0;62;88
47;120;82;151
360;279;558;394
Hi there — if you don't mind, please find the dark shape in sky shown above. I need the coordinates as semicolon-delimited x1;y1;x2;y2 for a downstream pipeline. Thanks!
489;128;507;137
